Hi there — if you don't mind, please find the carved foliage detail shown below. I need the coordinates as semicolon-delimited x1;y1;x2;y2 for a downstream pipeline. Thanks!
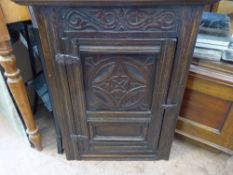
84;55;156;111
62;8;178;31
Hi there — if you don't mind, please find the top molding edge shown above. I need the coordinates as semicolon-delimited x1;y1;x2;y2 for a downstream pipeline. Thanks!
13;0;220;6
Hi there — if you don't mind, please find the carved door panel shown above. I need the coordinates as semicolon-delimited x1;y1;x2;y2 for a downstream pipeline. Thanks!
59;38;177;159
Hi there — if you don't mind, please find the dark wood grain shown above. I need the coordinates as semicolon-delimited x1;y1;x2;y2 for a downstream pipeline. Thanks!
33;7;77;159
61;7;179;32
157;5;204;159
21;0;218;160
63;37;177;158
14;0;219;6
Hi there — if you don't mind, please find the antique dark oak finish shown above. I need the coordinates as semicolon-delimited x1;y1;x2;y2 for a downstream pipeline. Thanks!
14;0;218;160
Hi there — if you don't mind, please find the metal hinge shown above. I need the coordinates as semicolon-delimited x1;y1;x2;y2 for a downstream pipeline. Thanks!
161;104;177;109
55;37;80;65
71;134;88;142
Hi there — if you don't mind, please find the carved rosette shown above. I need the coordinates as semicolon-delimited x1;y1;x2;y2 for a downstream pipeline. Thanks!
61;8;178;32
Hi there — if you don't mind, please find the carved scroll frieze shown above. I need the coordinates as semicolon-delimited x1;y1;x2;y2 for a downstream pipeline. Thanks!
61;8;179;32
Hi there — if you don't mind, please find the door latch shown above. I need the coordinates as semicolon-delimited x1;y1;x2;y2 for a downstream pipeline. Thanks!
55;37;80;64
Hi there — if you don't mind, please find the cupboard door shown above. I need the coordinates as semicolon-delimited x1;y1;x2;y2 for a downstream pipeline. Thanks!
56;38;177;159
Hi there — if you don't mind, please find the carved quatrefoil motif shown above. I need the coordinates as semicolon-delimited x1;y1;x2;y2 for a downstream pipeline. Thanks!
84;55;156;111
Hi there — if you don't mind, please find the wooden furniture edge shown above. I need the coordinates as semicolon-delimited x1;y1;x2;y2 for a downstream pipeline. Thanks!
0;7;42;151
176;129;233;155
13;0;220;6
176;59;233;155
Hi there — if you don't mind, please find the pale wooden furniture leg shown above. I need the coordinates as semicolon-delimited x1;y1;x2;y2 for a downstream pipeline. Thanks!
0;7;42;151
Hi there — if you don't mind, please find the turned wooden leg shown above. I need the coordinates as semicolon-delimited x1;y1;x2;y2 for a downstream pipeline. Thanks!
0;8;42;151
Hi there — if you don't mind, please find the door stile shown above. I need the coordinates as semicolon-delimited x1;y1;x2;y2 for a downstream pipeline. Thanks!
147;39;177;152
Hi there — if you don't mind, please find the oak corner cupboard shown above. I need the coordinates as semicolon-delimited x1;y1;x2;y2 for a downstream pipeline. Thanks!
14;0;219;160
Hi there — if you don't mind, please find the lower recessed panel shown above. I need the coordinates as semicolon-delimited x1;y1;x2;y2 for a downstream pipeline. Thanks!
89;122;148;141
